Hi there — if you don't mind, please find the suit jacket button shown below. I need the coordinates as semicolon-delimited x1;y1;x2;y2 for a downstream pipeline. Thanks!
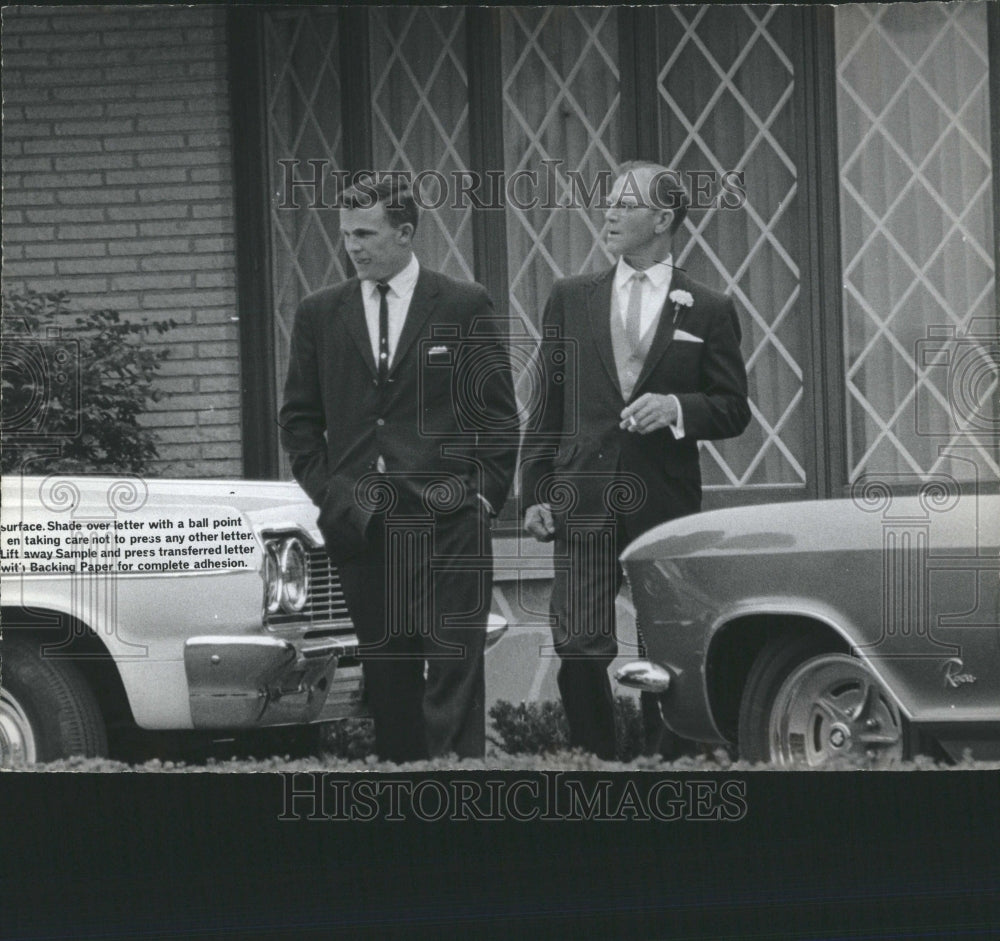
376;418;385;426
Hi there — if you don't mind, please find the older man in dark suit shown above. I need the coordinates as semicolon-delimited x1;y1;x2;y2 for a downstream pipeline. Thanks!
520;161;751;760
280;179;517;762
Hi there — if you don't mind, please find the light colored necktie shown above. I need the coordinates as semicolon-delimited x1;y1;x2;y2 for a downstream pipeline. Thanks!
625;271;647;354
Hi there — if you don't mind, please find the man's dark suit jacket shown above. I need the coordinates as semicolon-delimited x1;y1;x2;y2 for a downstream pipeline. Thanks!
280;267;517;561
520;265;751;533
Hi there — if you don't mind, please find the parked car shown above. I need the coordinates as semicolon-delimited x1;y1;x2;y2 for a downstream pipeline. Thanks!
615;482;999;767
0;474;505;765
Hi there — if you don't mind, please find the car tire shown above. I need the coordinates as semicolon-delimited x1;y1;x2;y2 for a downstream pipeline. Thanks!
739;634;904;768
739;634;832;765
1;636;108;765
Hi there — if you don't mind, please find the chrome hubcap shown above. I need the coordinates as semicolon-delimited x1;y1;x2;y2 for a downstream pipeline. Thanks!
769;654;903;768
828;725;848;749
0;687;37;765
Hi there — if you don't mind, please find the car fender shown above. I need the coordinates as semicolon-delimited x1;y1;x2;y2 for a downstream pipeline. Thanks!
706;599;915;721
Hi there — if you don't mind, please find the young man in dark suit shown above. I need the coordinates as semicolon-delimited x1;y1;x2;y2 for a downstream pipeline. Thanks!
280;179;517;762
520;161;751;760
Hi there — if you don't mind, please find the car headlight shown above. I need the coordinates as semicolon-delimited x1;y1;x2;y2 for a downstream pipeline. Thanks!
263;535;310;616
277;537;309;612
263;542;282;615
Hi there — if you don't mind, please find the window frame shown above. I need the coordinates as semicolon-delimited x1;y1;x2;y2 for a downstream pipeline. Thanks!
230;4;999;508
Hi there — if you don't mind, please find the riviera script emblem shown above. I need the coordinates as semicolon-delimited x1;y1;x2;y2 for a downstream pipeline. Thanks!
943;658;977;688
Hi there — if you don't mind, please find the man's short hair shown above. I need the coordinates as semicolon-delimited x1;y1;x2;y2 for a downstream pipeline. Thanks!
616;160;689;237
341;176;419;234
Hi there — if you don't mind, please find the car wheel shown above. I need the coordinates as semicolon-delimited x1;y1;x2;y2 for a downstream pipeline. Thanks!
1;636;108;765
739;636;904;768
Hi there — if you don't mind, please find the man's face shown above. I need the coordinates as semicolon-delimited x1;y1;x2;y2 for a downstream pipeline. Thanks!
341;202;413;282
603;167;671;261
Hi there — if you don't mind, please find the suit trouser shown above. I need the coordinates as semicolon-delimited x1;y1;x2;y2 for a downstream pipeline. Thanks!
336;502;492;763
549;481;700;761
549;517;626;760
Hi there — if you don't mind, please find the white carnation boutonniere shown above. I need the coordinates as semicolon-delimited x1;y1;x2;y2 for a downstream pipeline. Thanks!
669;288;694;323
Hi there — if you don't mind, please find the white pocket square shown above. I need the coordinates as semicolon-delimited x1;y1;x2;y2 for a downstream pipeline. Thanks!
427;345;453;365
674;329;703;343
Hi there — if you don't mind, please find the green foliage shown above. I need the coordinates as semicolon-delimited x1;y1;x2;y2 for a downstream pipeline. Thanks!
20;750;993;772
489;697;646;762
488;700;570;755
278;699;644;764
318;718;377;761
614;695;645;763
1;289;175;474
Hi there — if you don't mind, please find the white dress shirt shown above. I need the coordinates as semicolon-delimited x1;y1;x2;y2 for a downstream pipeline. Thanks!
360;254;495;515
614;255;674;340
613;255;685;439
361;253;420;368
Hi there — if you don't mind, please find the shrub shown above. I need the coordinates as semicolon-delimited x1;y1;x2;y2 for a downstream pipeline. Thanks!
489;697;646;762
318;718;377;761
488;700;570;755
1;289;174;475
283;700;646;764
613;695;645;762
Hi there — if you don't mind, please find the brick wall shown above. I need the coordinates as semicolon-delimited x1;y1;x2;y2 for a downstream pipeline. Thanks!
2;6;242;477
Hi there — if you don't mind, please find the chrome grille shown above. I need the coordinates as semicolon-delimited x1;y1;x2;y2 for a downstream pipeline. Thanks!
266;545;353;629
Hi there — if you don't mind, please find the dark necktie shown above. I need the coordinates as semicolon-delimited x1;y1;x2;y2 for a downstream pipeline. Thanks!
376;281;390;383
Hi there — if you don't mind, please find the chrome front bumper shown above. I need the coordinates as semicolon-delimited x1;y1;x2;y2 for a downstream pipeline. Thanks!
614;659;673;694
184;614;507;730
184;634;365;729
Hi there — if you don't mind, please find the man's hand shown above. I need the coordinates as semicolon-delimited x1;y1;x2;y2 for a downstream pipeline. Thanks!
476;493;495;517
524;502;555;542
620;393;679;434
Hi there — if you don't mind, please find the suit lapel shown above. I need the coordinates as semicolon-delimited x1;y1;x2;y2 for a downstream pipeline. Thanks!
389;267;440;377
633;265;688;394
340;280;377;379
586;267;622;397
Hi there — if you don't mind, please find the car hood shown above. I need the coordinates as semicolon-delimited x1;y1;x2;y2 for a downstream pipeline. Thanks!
1;475;323;545
620;492;997;562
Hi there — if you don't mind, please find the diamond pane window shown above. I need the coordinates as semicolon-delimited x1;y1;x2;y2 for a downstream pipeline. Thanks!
836;2;997;482
657;5;805;489
264;9;346;438
369;8;474;281
500;7;622;338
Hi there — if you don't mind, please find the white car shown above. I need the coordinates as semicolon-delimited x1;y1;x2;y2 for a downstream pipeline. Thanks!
0;474;504;764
